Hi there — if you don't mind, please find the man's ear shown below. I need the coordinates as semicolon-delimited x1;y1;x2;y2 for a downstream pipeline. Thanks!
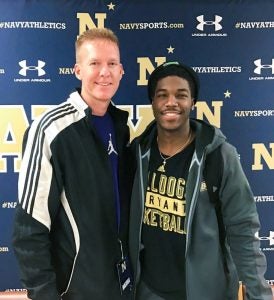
120;63;124;79
191;99;195;110
74;63;81;80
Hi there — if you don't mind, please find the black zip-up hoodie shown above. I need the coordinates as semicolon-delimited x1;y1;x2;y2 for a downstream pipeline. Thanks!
13;90;133;300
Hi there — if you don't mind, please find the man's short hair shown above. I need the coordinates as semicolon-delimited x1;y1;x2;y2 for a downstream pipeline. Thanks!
147;61;200;103
75;28;119;62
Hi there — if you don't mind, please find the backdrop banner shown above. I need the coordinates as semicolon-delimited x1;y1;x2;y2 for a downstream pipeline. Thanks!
0;0;273;291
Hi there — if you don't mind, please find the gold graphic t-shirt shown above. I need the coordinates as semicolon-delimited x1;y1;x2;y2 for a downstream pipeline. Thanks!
141;137;194;300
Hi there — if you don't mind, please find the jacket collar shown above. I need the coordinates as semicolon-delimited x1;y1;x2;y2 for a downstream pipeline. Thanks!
135;118;226;160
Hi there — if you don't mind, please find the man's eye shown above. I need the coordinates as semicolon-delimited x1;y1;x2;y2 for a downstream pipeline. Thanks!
156;93;167;98
177;94;187;99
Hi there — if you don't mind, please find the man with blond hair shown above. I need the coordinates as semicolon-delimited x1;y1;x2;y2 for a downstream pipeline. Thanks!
13;28;133;300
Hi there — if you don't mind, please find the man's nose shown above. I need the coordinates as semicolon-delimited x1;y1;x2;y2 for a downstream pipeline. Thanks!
166;95;178;106
99;65;111;76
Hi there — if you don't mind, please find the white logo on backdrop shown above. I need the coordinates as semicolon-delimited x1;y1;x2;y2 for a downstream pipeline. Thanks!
196;15;222;31
19;60;46;77
256;231;274;246
254;59;274;75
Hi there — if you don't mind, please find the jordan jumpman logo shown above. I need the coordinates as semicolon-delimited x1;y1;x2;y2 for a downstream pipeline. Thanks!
107;133;118;155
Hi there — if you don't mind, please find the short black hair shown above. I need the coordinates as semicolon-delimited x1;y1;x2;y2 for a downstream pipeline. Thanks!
147;61;199;103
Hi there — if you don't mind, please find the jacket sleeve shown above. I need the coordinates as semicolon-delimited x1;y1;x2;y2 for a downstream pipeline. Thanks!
12;123;62;300
219;143;273;300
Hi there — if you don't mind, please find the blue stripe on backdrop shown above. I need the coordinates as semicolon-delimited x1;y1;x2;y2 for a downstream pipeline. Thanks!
0;0;273;290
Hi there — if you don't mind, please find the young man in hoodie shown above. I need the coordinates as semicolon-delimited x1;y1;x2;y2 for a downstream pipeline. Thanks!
129;61;272;300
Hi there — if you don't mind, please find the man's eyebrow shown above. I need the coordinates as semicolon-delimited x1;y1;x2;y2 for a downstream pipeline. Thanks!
155;88;189;92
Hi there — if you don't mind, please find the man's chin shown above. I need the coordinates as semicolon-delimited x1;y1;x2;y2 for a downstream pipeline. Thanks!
159;124;182;133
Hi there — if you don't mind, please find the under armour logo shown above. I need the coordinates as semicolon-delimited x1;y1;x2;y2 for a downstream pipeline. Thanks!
19;60;46;77
196;15;222;31
255;231;274;246
254;59;274;75
107;133;118;155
